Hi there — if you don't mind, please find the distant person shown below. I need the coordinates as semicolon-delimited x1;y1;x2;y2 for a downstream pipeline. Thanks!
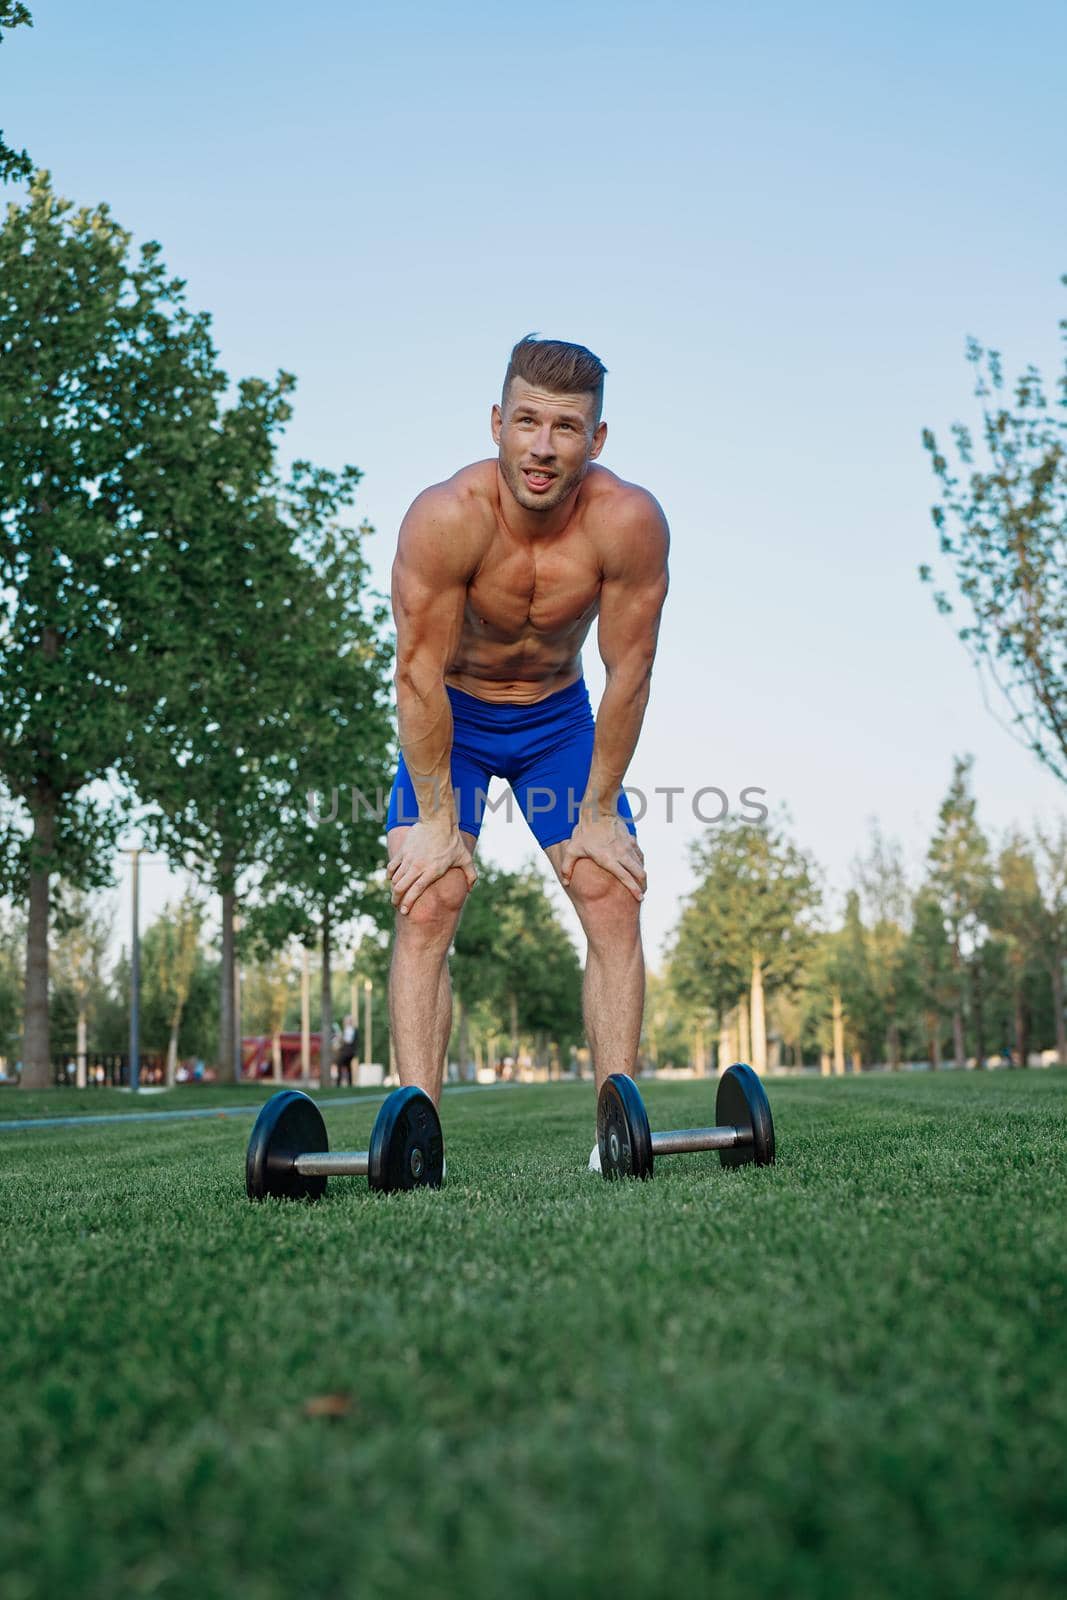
336;1013;358;1086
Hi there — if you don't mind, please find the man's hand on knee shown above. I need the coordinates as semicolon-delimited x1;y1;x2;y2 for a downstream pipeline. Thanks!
387;819;477;915
559;815;646;901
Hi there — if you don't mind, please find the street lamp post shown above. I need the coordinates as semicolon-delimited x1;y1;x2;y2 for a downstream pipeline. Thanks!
129;848;141;1092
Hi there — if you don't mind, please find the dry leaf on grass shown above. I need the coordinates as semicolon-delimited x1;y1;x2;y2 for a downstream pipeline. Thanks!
303;1392;355;1419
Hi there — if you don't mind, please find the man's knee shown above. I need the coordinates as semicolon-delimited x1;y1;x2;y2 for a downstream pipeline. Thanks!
567;860;641;939
398;866;469;938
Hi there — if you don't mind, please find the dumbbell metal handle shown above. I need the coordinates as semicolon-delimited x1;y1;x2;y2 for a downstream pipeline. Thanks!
650;1124;753;1156
293;1149;370;1177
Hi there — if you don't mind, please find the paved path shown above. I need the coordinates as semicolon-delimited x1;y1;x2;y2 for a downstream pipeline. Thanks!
0;1080;515;1134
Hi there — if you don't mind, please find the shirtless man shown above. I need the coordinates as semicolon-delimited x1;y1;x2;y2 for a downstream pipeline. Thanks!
385;334;670;1168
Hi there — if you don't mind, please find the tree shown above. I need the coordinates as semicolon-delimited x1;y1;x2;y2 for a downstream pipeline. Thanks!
450;864;584;1074
853;824;911;1068
925;757;993;1068
989;832;1045;1067
921;287;1067;782
669;815;821;1074
0;4;33;185
237;504;394;1080
642;968;698;1071
0;174;228;1086
904;888;957;1068
1033;819;1067;1064
0;895;25;1067
835;890;879;1068
50;886;112;1086
144;889;205;1085
242;945;297;1081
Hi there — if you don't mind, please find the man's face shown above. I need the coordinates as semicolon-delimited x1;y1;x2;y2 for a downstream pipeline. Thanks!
492;380;607;513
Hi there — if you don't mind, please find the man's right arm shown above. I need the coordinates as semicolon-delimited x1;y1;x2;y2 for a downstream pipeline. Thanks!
391;485;476;829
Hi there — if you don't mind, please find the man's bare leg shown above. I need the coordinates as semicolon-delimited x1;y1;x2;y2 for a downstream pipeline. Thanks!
387;826;476;1104
545;848;645;1092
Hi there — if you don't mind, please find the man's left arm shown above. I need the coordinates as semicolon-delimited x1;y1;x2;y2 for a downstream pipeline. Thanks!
560;491;669;896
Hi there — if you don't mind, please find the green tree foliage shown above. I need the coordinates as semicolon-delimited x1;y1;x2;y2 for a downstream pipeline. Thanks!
0;896;24;1065
450;864;584;1071
344;929;393;1068
669;815;821;1074
853;824;911;1068
49;885;112;1083
904;888;957;1068
990;832;1046;1067
242;945;298;1080
141;888;205;1085
833;890;879;1066
651;966;710;1071
1033;819;1067;1063
921;288;1067;781
103;910;218;1064
0;4;33;185
0;174;228;1086
926;757;994;1068
236;503;394;1074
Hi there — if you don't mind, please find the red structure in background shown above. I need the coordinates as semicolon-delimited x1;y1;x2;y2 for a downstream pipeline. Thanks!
241;1033;323;1081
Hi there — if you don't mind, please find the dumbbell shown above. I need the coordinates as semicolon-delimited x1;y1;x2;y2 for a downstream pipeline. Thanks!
246;1085;444;1201
597;1061;775;1180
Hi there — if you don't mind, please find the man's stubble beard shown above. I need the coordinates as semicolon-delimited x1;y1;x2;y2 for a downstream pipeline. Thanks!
499;453;589;514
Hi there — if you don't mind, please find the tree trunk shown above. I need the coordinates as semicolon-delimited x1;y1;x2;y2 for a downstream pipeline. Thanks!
887;1021;901;1072
219;880;236;1081
820;1051;832;1077
718;1018;732;1074
1013;985;1028;1069
76;1003;88;1090
166;1021;179;1088
509;992;519;1060
971;958;986;1070
951;938;966;1069
831;989;845;1076
232;929;242;1080
320;910;333;1088
750;957;767;1075
301;946;311;1084
20;796;55;1090
850;1050;862;1076
951;1005;965;1070
737;997;751;1065
692;1023;706;1076
457;1000;471;1081
1050;956;1066;1065
926;1012;941;1071
271;1032;282;1082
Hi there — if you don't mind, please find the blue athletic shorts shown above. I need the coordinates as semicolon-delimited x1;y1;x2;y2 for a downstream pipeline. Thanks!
385;676;638;850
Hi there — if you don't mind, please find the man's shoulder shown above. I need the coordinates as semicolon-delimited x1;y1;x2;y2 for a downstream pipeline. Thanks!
408;461;497;525
396;464;496;571
583;468;669;561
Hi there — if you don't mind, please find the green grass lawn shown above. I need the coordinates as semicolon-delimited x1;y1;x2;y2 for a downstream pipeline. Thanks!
0;1081;398;1121
2;1071;1066;1600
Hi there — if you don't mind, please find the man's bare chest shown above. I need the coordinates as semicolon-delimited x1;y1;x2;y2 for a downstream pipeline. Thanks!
465;533;602;639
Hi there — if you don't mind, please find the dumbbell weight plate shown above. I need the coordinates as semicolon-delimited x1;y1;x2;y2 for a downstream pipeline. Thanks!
715;1062;775;1168
246;1089;329;1201
598;1073;653;1180
368;1085;445;1192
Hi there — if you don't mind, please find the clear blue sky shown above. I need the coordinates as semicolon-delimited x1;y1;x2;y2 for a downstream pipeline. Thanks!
6;0;1067;965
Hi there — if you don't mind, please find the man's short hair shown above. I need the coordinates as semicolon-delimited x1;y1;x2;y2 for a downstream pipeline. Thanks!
503;333;607;424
